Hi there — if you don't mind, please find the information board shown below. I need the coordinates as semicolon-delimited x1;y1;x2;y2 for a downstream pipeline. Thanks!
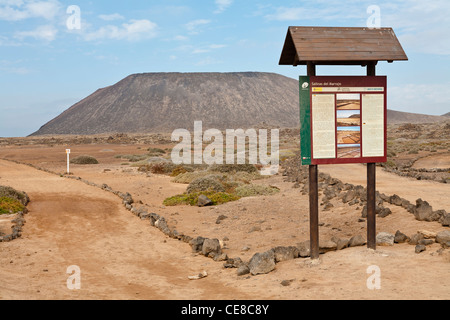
300;76;387;165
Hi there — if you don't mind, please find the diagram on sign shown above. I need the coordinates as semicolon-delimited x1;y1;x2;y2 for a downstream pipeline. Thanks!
300;76;387;165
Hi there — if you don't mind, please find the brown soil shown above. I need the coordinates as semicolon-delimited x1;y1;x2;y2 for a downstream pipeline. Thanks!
337;147;361;159
337;132;361;144
337;119;361;127
337;102;360;110
412;153;450;170
0;141;449;300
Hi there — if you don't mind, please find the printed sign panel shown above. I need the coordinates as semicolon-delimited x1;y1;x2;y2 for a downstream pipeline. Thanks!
300;76;387;165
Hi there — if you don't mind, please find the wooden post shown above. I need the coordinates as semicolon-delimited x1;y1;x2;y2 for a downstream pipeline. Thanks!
307;62;320;259
367;62;377;250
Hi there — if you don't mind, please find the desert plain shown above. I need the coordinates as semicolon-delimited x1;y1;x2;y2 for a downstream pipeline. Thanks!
0;122;449;300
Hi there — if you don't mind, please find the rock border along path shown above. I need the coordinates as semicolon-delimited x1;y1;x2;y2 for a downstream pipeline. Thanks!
1;158;449;276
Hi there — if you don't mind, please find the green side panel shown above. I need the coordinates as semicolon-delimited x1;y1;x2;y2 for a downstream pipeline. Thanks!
299;76;311;165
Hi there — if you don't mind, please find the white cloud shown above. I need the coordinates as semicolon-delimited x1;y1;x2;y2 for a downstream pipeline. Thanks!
185;19;211;35
265;7;306;21
389;83;450;115
174;35;189;41
14;24;57;41
214;0;233;14
0;0;61;21
192;44;227;54
264;4;362;22
195;56;223;66
98;13;124;21
0;59;32;74
84;19;158;42
263;0;450;55
381;0;450;55
192;48;210;54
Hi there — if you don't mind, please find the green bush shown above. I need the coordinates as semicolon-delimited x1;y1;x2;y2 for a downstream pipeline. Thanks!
0;197;25;214
70;155;99;165
163;191;240;207
0;186;29;206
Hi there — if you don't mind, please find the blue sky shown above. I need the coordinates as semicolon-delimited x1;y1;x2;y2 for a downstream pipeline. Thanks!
0;0;449;137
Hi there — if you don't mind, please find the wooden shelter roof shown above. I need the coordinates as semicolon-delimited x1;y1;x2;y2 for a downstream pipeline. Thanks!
279;26;408;66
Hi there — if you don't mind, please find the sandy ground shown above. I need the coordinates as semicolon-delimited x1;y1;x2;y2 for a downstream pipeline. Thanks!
0;143;449;300
412;153;450;170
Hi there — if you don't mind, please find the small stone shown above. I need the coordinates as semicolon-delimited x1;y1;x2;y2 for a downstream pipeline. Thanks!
197;195;213;207
215;215;228;224
349;235;366;247
331;237;349;250
343;190;356;203
376;232;395;246
439;212;450;226
223;257;244;269
188;271;208;280
389;194;403;206
418;230;437;239
248;226;262;233
281;279;294;287
190;237;205;253
378;207;392;218
319;240;337;253
418;239;435;246
248;250;276;276
394;230;409;243
409;233;424;245
273;246;299;262
297;241;311;258
436;230;450;245
202;238;221;256
237;265;250;276
414;199;440;222
415;245;426;254
213;253;228;262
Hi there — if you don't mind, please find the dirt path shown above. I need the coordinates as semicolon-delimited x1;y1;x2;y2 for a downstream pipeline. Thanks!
1;157;449;300
0;160;253;300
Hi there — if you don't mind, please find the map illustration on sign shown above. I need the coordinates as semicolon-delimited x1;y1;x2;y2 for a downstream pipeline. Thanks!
300;76;387;165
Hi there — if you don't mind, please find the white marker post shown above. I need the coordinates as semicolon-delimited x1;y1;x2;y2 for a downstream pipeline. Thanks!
66;149;71;174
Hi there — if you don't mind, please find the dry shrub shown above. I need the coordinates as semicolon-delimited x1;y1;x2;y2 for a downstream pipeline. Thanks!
139;162;176;175
208;164;258;174
186;176;226;194
70;155;99;165
172;171;212;184
150;163;166;174
171;166;189;177
234;184;280;198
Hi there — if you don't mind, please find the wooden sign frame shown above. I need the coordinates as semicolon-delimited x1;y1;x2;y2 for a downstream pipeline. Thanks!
300;76;387;166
